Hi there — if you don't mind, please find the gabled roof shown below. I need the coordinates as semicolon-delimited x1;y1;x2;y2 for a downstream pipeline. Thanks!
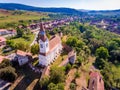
16;50;31;56
89;71;104;90
0;37;6;42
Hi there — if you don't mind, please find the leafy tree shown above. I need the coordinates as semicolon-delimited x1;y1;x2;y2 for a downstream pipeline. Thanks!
74;71;80;78
65;63;72;72
95;47;109;59
0;59;11;69
66;37;78;47
79;25;86;33
48;83;57;90
16;27;24;37
39;76;49;88
48;83;64;90
70;83;76;90
30;44;39;55
50;66;65;84
101;61;120;89
0;66;17;82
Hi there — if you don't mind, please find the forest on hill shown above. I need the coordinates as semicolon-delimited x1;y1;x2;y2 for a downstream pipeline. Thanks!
40;22;120;90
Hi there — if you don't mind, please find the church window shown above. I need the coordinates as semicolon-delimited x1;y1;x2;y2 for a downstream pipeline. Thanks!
40;44;43;48
46;43;48;47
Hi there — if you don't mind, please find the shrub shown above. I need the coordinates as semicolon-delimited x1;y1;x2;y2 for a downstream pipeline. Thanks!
70;83;76;90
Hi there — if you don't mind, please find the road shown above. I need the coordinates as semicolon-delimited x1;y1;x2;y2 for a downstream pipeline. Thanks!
30;29;39;46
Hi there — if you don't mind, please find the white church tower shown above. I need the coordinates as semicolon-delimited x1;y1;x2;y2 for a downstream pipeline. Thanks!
39;22;62;67
39;23;49;53
39;23;49;66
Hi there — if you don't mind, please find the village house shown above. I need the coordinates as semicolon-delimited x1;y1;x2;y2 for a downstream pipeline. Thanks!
39;23;62;66
88;71;104;90
14;50;32;66
0;36;6;48
68;50;76;64
0;29;16;37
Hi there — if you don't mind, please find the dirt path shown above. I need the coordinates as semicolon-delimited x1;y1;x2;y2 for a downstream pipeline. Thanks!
65;68;77;90
76;56;96;90
76;72;88;90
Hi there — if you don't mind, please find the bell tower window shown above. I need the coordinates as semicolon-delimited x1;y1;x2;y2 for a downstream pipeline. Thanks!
40;44;43;48
46;43;48;47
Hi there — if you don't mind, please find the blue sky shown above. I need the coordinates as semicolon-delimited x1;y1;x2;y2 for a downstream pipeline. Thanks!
0;0;120;10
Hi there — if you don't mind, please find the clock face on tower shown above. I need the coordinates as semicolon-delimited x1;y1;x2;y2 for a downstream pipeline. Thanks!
40;31;45;35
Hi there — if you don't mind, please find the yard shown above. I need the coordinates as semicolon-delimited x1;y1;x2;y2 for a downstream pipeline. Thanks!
11;34;35;45
51;51;68;67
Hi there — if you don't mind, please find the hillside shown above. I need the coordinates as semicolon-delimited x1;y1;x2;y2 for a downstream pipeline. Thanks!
79;9;120;15
0;9;48;28
0;3;85;15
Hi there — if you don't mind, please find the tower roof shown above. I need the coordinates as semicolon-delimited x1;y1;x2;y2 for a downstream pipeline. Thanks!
39;22;47;42
40;22;45;31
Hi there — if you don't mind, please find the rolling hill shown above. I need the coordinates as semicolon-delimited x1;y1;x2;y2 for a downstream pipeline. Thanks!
0;3;85;15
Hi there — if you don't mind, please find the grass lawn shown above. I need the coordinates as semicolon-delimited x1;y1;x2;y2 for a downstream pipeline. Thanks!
11;34;35;45
51;51;68;67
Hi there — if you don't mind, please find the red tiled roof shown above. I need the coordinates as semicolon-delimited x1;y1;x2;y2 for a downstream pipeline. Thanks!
0;29;7;32
16;50;31;56
49;35;61;51
90;72;101;78
89;72;104;90
0;37;6;42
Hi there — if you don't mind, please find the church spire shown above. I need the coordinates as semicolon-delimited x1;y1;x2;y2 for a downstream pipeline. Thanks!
40;22;45;31
39;22;47;42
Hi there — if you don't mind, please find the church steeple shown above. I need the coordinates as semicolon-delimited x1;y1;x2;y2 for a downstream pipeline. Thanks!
39;22;47;42
39;22;49;54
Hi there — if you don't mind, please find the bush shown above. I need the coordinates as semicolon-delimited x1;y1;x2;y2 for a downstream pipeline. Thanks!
74;71;80;78
0;59;11;69
48;83;64;90
50;66;65;84
39;76;49;88
70;83;76;90
65;63;72;72
0;66;17;82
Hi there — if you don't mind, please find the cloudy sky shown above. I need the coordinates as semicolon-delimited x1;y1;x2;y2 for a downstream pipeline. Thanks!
0;0;120;10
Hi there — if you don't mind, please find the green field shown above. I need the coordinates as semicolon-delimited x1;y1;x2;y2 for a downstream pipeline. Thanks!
0;10;49;27
11;34;35;45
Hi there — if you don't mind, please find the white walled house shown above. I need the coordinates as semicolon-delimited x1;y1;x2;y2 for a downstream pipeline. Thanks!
39;23;62;66
15;50;31;66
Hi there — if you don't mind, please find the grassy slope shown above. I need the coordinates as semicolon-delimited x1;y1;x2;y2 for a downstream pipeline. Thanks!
0;10;49;26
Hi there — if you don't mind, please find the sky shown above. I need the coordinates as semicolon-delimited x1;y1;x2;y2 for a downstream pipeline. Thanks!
0;0;120;10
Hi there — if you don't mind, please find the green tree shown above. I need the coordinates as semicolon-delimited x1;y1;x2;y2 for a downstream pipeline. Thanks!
96;47;109;59
0;59;11;69
16;27;24;37
66;37;78;47
48;83;64;90
70;83;76;90
0;66;17;82
30;44;39;55
50;66;65;84
39;76;49;88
